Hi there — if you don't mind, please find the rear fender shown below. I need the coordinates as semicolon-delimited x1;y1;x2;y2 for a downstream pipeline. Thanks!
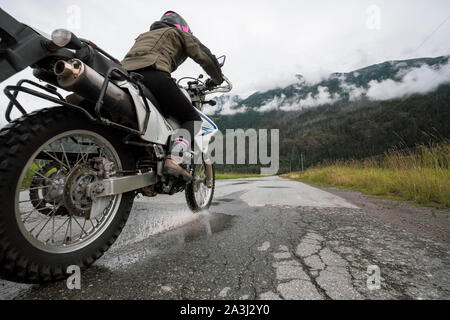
0;8;74;83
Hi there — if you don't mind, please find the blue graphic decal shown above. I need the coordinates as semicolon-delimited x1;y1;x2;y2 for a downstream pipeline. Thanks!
198;112;217;136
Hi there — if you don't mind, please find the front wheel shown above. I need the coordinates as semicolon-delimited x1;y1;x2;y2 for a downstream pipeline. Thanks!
0;107;135;283
185;162;215;212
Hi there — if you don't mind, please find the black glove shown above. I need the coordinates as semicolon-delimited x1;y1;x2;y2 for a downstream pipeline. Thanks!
205;78;217;89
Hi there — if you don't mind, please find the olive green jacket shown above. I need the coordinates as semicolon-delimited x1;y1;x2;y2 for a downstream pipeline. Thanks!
122;23;223;84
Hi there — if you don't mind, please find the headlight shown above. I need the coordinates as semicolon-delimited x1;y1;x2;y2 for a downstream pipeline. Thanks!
51;29;72;47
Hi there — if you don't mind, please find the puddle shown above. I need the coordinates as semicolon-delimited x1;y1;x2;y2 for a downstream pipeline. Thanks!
182;212;235;243
258;186;291;189
113;207;199;249
210;198;234;207
216;198;234;203
100;212;235;270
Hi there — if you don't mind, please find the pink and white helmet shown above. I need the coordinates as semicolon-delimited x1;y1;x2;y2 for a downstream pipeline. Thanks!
160;11;193;34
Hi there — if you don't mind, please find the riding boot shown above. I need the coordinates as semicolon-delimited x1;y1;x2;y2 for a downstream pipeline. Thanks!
163;137;192;181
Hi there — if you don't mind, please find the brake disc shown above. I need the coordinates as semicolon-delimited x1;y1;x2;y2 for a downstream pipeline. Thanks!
63;163;96;219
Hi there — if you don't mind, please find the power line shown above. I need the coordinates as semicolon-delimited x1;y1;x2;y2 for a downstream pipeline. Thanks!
413;15;450;53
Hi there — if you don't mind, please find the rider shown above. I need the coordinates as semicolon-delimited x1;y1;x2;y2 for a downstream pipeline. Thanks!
121;11;224;181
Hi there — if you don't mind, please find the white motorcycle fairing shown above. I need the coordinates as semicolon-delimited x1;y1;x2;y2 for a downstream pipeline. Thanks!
121;82;218;154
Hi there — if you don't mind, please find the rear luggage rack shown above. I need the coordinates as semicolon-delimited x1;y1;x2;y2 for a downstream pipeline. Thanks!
3;67;151;137
3;79;96;122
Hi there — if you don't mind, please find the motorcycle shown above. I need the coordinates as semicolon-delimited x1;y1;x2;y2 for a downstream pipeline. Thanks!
0;9;232;283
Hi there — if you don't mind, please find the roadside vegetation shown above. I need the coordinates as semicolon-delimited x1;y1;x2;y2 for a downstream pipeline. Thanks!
21;161;43;189
216;173;267;180
282;142;450;209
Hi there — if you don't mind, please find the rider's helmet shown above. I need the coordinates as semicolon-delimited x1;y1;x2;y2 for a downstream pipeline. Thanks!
160;11;193;34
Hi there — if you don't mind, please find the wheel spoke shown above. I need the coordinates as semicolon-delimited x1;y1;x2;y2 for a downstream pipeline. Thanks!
51;212;55;243
74;141;96;166
88;218;96;229
72;216;89;238
27;167;55;184
69;215;73;242
83;142;94;163
22;198;46;223
34;204;60;239
22;185;51;192
46;216;70;242
42;150;69;170
63;216;73;244
16;132;122;253
59;139;72;171
48;144;66;168
75;138;82;164
29;203;59;234
18;199;34;204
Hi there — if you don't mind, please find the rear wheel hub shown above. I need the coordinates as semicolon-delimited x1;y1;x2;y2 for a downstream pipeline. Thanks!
63;163;97;218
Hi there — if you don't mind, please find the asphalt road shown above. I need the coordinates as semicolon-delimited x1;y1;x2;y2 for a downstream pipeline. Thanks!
1;176;449;300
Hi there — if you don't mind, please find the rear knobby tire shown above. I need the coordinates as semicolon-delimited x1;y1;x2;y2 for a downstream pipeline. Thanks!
0;107;135;283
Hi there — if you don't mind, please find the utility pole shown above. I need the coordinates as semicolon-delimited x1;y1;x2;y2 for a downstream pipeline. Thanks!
301;153;304;172
289;140;296;173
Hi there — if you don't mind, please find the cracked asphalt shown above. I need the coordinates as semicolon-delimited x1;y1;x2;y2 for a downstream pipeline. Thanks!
1;176;449;300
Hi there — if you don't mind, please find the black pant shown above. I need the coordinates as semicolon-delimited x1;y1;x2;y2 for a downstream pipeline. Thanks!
134;66;201;148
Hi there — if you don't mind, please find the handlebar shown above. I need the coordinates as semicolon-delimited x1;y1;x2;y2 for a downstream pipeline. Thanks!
178;75;232;95
205;75;233;94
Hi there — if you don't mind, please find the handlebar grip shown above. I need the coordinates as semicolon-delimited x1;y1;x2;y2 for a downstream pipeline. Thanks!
205;100;217;106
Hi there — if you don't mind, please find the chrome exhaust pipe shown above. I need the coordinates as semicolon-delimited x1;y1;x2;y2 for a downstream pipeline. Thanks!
54;60;74;78
54;59;137;123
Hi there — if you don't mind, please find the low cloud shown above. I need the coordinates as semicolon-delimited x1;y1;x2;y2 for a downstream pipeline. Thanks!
365;62;450;100
286;86;338;110
204;96;246;115
211;59;450;116
259;95;286;112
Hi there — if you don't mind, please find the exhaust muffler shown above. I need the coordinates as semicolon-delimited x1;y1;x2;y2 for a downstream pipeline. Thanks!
54;59;137;123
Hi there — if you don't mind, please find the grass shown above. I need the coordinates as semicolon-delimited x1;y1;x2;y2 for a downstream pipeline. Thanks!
21;161;43;189
216;173;269;180
282;143;450;209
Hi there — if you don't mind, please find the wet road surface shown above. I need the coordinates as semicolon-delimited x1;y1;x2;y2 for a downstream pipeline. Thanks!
1;176;449;300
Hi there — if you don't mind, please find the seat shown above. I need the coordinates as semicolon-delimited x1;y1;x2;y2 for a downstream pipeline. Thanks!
132;77;169;118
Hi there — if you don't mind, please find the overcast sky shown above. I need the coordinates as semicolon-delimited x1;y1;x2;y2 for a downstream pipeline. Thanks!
1;0;449;107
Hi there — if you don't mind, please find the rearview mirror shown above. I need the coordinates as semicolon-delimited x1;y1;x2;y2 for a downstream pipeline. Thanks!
217;55;226;68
